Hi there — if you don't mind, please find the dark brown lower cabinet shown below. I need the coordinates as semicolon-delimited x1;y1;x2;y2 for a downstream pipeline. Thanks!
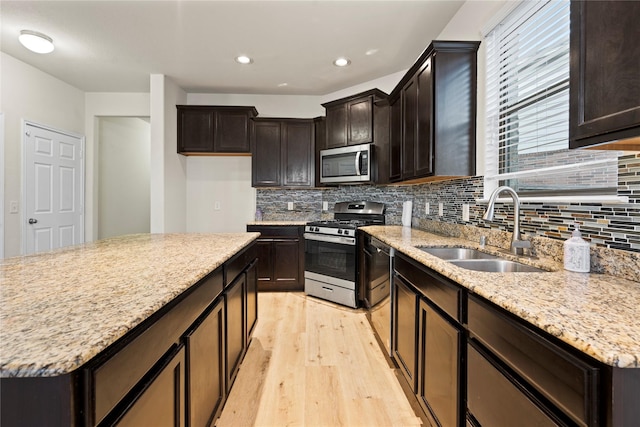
185;300;225;427
392;274;418;392
225;272;246;391
247;225;304;291
418;298;462;427
116;345;186;427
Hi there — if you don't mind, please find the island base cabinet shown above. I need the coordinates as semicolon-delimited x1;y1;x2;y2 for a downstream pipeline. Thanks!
185;300;225;427
225;273;246;391
467;343;563;427
115;345;186;427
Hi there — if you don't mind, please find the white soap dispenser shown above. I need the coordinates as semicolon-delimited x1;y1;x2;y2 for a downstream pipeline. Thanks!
564;224;590;273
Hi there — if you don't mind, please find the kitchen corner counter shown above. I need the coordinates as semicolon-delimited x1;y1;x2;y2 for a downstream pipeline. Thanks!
0;232;259;378
362;225;640;368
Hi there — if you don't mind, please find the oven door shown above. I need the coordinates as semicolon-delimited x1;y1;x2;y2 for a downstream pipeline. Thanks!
304;233;356;283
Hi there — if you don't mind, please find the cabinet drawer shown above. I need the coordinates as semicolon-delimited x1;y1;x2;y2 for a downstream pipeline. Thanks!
468;343;561;427
395;254;460;321
468;295;599;427
305;279;356;308
225;243;257;287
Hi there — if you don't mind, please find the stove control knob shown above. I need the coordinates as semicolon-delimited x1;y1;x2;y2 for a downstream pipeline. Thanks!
313;227;319;232
338;229;343;234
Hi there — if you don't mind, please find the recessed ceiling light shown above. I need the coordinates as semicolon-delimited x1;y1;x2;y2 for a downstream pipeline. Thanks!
365;49;379;56
277;83;288;87
235;55;253;64
19;30;54;54
333;57;351;67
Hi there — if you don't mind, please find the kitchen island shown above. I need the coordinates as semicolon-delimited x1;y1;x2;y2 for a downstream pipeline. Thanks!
362;225;640;426
0;232;259;426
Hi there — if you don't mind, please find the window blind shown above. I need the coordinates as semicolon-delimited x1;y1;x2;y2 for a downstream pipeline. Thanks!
484;0;619;197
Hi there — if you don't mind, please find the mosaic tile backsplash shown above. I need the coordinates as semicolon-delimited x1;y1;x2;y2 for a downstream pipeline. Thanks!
257;153;640;259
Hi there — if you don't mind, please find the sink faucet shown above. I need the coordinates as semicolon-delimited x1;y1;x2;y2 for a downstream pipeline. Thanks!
482;186;531;256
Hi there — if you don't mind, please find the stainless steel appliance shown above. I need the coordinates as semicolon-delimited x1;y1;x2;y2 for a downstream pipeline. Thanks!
319;143;373;184
363;235;394;356
304;201;385;308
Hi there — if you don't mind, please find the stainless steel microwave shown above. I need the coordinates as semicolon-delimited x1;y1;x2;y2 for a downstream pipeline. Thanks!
320;143;373;184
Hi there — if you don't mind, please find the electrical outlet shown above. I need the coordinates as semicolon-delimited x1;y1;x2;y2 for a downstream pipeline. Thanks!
9;201;19;214
462;204;470;222
214;201;221;211
439;202;444;217
425;202;430;215
287;202;294;210
323;201;328;211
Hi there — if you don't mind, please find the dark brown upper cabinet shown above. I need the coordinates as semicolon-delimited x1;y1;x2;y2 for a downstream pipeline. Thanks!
251;118;315;188
177;105;258;155
322;89;388;149
569;1;640;150
388;41;480;183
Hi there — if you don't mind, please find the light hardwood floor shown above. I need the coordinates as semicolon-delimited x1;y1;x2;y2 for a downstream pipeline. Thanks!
216;292;422;427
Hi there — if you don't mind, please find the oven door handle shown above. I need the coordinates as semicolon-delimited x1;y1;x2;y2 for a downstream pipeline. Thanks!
304;233;356;246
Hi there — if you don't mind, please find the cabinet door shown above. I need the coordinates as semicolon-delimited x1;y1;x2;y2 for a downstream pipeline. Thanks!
392;274;418;392
418;298;461;427
177;108;214;153
185;300;225;427
326;103;348;148
348;97;374;145
225;274;246;390
282;121;314;187
116;346;185;427
214;110;252;153
255;239;274;283
252;121;282;186
389;96;402;182
415;59;433;177
246;261;258;341
273;239;301;287
569;1;640;148
467;343;561;427
402;78;418;179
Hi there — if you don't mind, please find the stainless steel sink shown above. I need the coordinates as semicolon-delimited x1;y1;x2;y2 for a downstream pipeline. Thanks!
449;259;546;273
419;247;499;260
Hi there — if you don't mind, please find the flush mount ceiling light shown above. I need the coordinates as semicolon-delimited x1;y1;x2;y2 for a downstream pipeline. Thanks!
19;30;54;54
235;55;253;64
333;57;351;67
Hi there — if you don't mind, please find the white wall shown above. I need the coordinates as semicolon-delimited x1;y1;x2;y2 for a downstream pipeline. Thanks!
98;117;150;239
436;0;509;176
1;52;85;257
150;74;187;233
186;157;255;233
85;92;150;241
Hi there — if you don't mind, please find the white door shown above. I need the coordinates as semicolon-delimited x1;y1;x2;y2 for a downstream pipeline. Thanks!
24;122;84;255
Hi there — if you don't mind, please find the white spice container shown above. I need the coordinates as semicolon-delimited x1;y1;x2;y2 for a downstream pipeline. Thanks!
564;225;590;272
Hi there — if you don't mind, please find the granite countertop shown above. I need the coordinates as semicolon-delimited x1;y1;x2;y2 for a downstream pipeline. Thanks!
362;226;640;369
247;221;308;226
0;232;259;378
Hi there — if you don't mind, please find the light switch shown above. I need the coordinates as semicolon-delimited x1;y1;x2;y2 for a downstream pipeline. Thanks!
214;201;221;211
323;201;329;211
425;202;430;215
288;202;294;210
9;201;18;214
438;202;444;216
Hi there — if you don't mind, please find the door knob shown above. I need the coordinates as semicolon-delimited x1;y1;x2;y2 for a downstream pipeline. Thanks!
28;218;38;224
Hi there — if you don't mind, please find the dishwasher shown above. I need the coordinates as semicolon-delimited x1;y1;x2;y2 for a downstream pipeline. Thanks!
363;235;394;357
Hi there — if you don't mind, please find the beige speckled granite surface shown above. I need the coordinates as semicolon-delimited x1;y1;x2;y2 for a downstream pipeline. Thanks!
362;226;640;368
0;233;259;378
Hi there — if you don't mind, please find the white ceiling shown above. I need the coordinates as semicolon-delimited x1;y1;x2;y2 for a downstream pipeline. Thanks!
0;1;466;95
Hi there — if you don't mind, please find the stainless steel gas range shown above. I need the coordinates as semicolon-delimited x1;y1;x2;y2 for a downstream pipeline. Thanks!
304;201;385;308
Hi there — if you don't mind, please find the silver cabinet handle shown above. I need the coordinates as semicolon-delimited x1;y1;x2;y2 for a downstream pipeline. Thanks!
28;218;38;224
